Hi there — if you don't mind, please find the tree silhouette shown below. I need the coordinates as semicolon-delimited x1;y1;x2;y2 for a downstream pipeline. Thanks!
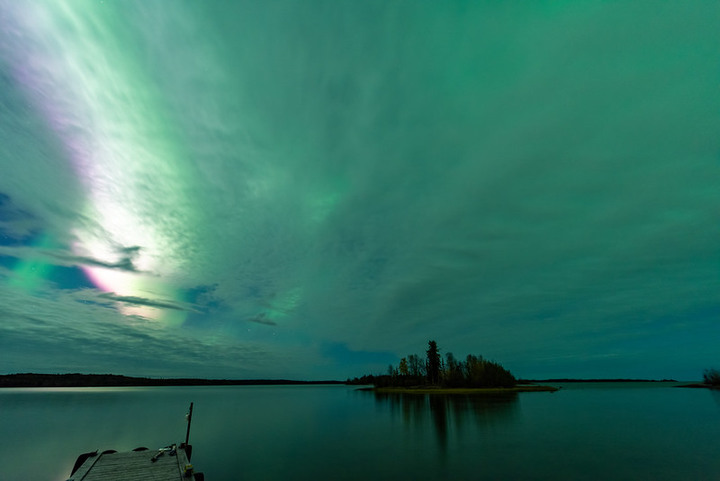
407;354;424;377
444;352;464;387
399;357;409;376
426;340;441;385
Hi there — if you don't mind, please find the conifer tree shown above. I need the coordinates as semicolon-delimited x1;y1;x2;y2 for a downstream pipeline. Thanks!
426;340;441;385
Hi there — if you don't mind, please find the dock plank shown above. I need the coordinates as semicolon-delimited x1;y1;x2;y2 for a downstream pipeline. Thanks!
68;446;195;481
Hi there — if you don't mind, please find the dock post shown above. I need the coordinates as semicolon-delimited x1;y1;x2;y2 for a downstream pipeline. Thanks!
185;402;194;446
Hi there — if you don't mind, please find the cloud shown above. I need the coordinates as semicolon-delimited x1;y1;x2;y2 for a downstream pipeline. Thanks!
94;291;200;313
0;283;322;378
0;193;55;247
246;313;277;326
63;245;143;272
0;244;142;272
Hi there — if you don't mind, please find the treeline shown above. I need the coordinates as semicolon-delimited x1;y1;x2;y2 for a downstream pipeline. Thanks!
348;340;516;388
0;373;344;388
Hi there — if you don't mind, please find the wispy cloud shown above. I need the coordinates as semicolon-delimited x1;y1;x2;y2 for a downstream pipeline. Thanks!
0;245;142;272
94;291;200;313
246;313;277;326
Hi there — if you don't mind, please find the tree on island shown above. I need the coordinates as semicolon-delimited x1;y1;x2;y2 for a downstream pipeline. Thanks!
398;357;409;376
426;340;441;385
349;340;516;388
407;354;424;377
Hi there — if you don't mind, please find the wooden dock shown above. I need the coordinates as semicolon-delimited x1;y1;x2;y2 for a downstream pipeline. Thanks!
67;444;201;481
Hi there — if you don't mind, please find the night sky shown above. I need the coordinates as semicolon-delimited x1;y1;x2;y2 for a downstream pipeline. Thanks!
1;1;718;381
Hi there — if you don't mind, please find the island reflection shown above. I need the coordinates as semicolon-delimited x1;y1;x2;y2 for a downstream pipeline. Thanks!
365;390;520;451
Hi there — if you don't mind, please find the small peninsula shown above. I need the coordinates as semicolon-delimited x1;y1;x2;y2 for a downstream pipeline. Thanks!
676;368;720;389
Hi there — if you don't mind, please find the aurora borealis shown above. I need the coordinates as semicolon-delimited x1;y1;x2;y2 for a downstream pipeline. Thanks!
1;1;718;380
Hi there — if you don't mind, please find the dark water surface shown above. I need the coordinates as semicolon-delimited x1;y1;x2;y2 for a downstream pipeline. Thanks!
1;383;719;480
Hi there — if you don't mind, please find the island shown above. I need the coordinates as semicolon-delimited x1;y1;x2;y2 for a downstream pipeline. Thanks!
348;340;558;393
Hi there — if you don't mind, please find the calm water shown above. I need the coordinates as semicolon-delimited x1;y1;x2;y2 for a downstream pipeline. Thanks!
1;383;719;480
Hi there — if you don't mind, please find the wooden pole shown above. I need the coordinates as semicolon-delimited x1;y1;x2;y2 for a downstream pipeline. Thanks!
185;402;194;446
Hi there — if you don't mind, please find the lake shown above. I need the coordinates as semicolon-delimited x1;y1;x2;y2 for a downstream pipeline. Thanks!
1;383;719;480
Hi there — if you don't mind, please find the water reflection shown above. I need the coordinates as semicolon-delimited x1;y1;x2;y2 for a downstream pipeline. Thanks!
709;388;720;410
367;391;519;451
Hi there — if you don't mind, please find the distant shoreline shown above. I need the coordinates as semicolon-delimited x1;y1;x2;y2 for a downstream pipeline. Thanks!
0;373;691;389
519;378;678;383
0;373;344;388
